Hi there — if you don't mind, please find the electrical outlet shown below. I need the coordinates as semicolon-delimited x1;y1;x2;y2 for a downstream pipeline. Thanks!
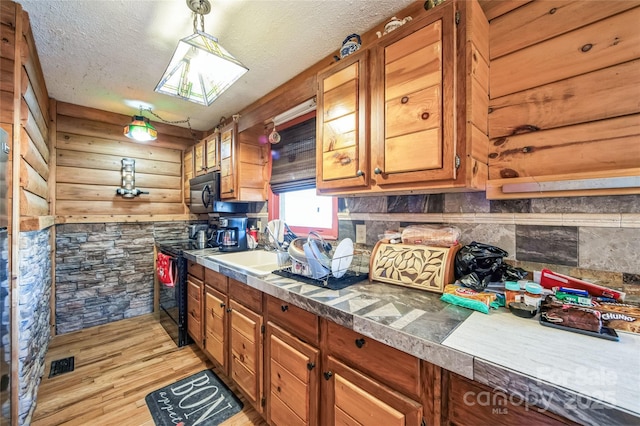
355;224;366;244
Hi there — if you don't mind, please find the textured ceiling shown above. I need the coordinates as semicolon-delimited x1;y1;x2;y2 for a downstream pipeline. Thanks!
18;0;416;132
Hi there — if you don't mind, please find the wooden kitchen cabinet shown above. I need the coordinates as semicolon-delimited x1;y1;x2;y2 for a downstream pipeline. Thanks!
204;285;228;374
322;355;423;425
194;132;220;176
265;296;320;425
444;372;571;426
265;323;320;426
317;0;489;195
220;120;269;201
316;49;370;192
186;262;204;347
228;279;264;412
183;148;193;205
203;268;229;374
219;122;236;199
321;319;423;425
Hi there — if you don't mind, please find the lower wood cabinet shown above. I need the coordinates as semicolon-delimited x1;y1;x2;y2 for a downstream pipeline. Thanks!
322;355;423;425
265;323;320;426
195;268;576;426
445;372;571;426
186;262;204;347
203;285;228;375
229;299;263;411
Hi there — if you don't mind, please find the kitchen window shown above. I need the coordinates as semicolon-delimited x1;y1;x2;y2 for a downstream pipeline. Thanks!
269;188;338;239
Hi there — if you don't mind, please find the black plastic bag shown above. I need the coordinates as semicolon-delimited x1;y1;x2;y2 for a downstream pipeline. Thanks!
455;242;527;291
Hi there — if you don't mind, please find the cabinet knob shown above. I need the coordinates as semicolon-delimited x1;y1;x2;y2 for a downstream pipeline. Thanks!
220;302;226;308
226;308;232;313
401;96;409;104
356;170;364;177
307;362;316;370
421;112;430;120
323;371;333;380
355;338;366;348
229;188;234;193
281;305;288;312
374;167;382;175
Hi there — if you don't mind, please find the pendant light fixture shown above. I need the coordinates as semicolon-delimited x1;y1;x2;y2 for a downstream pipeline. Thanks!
155;0;248;106
123;110;158;142
123;107;195;142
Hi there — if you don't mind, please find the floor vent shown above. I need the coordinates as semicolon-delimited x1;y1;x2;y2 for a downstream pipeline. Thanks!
49;356;75;378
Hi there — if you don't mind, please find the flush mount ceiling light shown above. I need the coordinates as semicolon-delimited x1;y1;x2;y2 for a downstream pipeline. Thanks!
155;0;249;106
123;111;157;142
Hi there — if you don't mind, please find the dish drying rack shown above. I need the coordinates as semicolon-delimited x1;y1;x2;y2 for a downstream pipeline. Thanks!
273;247;370;289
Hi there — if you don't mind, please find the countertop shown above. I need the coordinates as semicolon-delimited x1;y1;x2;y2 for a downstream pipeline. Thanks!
184;248;640;426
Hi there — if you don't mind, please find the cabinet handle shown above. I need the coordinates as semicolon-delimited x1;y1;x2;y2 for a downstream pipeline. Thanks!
220;302;226;308
421;112;430;120
401;96;409;104
323;371;333;380
356;170;364;177
355;338;365;348
281;305;288;312
374;167;382;175
307;362;316;371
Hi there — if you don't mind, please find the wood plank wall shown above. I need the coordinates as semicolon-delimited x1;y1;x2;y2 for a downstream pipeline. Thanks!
1;0;51;231
54;102;202;222
484;0;640;198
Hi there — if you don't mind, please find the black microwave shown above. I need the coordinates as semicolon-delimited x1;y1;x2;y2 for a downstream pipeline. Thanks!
189;172;220;213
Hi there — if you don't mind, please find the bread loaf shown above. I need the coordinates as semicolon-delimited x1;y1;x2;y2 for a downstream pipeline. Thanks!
401;225;460;247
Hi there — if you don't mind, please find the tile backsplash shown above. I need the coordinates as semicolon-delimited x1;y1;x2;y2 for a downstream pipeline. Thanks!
337;193;640;302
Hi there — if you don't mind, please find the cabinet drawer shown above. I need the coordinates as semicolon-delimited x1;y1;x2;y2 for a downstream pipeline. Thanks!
324;320;421;399
187;278;202;302
267;296;319;345
205;268;228;293
188;261;204;280
229;278;262;313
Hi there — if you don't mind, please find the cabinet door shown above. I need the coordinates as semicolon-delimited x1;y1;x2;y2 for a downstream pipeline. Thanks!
194;140;207;176
266;323;319;426
371;4;457;186
186;277;202;346
219;122;237;199
230;300;263;410
204;286;228;375
322;356;423;426
204;133;219;172
183;148;193;205
317;49;369;192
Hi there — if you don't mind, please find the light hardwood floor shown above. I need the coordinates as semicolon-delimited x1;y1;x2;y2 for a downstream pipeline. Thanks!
32;314;267;426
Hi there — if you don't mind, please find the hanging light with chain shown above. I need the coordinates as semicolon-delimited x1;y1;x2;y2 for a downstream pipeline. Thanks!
154;0;249;106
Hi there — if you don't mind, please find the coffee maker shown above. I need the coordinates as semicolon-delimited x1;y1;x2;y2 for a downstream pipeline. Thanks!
215;216;248;252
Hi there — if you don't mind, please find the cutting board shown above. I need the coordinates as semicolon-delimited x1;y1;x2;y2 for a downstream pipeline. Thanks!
369;242;461;293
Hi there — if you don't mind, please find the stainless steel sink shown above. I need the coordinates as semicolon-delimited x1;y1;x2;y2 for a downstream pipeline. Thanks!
206;250;279;277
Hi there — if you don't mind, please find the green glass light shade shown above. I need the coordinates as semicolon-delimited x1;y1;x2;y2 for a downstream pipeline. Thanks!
123;115;158;142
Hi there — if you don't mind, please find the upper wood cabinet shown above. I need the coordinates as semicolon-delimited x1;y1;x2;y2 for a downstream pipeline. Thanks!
194;132;220;177
183;148;193;205
316;0;489;195
219;121;268;201
317;49;370;192
220;122;237;199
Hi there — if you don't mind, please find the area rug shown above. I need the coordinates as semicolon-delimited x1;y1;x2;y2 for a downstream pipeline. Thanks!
145;369;243;426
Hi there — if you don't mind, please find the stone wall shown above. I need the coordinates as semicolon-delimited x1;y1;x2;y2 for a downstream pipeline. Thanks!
338;193;640;302
55;221;188;334
17;229;52;425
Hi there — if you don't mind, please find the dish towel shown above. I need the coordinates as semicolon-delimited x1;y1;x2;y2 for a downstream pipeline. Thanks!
157;253;175;287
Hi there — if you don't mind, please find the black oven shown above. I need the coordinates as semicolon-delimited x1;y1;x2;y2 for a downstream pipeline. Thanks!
155;240;196;347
